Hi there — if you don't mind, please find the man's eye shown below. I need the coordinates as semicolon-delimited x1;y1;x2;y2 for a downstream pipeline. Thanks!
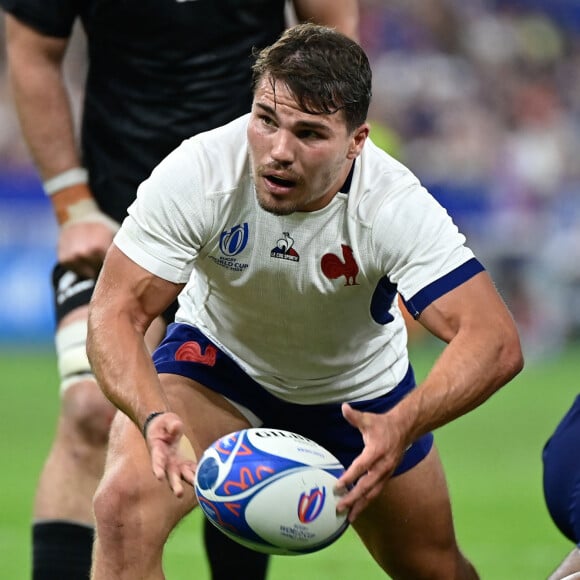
261;116;275;126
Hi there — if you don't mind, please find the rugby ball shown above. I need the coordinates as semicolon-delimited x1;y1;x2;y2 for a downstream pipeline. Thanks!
194;428;349;555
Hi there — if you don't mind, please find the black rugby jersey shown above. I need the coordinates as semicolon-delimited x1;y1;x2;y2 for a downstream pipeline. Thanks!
1;0;287;222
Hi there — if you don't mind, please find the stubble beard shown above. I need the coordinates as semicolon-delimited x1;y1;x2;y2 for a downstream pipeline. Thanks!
252;161;303;216
255;188;300;216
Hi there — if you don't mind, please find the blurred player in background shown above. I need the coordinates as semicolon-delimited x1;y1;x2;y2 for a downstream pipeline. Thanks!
87;23;523;580
543;396;580;580
0;1;359;578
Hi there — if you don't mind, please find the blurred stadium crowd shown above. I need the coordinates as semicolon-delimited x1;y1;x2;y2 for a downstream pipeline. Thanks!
0;0;579;356
361;0;580;358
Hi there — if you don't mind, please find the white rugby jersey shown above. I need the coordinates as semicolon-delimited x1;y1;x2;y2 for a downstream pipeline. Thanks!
115;114;481;404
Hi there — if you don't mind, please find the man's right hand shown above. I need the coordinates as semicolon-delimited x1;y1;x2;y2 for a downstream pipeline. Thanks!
144;411;198;498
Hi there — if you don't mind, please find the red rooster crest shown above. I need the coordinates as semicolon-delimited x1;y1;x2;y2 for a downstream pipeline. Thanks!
321;244;359;286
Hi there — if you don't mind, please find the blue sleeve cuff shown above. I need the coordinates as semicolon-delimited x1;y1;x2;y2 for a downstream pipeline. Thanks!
403;258;485;319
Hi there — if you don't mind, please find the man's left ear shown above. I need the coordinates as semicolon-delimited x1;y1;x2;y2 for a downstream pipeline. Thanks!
348;124;370;159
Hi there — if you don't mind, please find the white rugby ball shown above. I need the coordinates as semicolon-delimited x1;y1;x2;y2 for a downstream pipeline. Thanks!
194;428;349;555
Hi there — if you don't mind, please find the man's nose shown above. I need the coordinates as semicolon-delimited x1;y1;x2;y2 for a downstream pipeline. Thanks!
270;130;294;165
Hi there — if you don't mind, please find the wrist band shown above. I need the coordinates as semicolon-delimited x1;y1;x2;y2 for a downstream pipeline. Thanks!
60;198;120;232
43;167;88;196
142;411;166;438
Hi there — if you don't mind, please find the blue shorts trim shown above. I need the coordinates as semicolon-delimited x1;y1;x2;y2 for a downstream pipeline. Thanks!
153;323;434;474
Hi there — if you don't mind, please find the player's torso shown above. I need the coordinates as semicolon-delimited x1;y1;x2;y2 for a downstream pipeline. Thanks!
82;0;287;84
129;118;471;402
177;149;409;402
193;191;394;335
80;0;287;220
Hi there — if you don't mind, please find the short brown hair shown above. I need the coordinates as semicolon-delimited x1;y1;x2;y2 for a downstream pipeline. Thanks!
252;23;372;133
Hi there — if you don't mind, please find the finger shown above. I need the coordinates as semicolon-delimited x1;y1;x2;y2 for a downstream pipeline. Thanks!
336;477;360;513
336;486;366;521
336;450;371;491
335;453;381;516
168;468;185;498
181;464;197;487
341;402;364;428
150;442;171;481
337;473;375;520
341;402;354;422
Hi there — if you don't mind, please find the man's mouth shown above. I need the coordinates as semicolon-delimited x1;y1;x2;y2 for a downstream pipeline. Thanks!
266;175;296;187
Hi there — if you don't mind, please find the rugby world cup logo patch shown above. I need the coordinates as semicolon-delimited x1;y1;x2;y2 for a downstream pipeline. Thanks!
220;223;249;256
297;487;327;523
211;223;250;272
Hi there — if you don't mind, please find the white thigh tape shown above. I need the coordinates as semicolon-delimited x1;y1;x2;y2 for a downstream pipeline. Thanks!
55;319;94;393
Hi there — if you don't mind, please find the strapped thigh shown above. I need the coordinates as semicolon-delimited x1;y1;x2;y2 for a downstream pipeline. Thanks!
55;319;94;393
52;265;96;393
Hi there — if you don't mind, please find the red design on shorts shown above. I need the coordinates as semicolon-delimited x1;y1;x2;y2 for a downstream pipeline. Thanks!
175;341;217;366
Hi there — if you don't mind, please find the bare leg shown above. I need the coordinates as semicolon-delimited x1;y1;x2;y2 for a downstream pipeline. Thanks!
549;548;580;580
35;311;167;523
353;444;478;580
91;376;253;580
34;379;114;524
33;310;169;579
33;304;116;578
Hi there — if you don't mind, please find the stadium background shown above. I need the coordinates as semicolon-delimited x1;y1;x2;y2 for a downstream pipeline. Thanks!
1;1;580;578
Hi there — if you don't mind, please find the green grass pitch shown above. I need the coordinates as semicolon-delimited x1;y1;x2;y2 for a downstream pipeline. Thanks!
0;341;576;579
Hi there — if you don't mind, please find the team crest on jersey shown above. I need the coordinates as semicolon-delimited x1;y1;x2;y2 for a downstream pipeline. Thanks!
321;244;359;286
209;223;250;272
271;232;299;262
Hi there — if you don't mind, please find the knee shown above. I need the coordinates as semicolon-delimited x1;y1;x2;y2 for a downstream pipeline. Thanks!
92;452;187;550
93;465;139;535
61;380;116;447
55;317;116;447
92;462;154;558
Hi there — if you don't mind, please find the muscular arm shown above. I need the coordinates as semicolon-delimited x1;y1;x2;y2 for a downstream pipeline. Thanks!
395;271;523;437
338;271;524;518
292;0;359;41
5;14;79;178
87;244;196;494
87;244;184;428
6;15;118;277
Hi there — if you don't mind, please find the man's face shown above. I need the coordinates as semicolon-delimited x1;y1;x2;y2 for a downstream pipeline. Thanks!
247;77;368;216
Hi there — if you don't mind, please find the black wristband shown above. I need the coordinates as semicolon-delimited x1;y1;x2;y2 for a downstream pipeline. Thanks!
142;411;166;438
